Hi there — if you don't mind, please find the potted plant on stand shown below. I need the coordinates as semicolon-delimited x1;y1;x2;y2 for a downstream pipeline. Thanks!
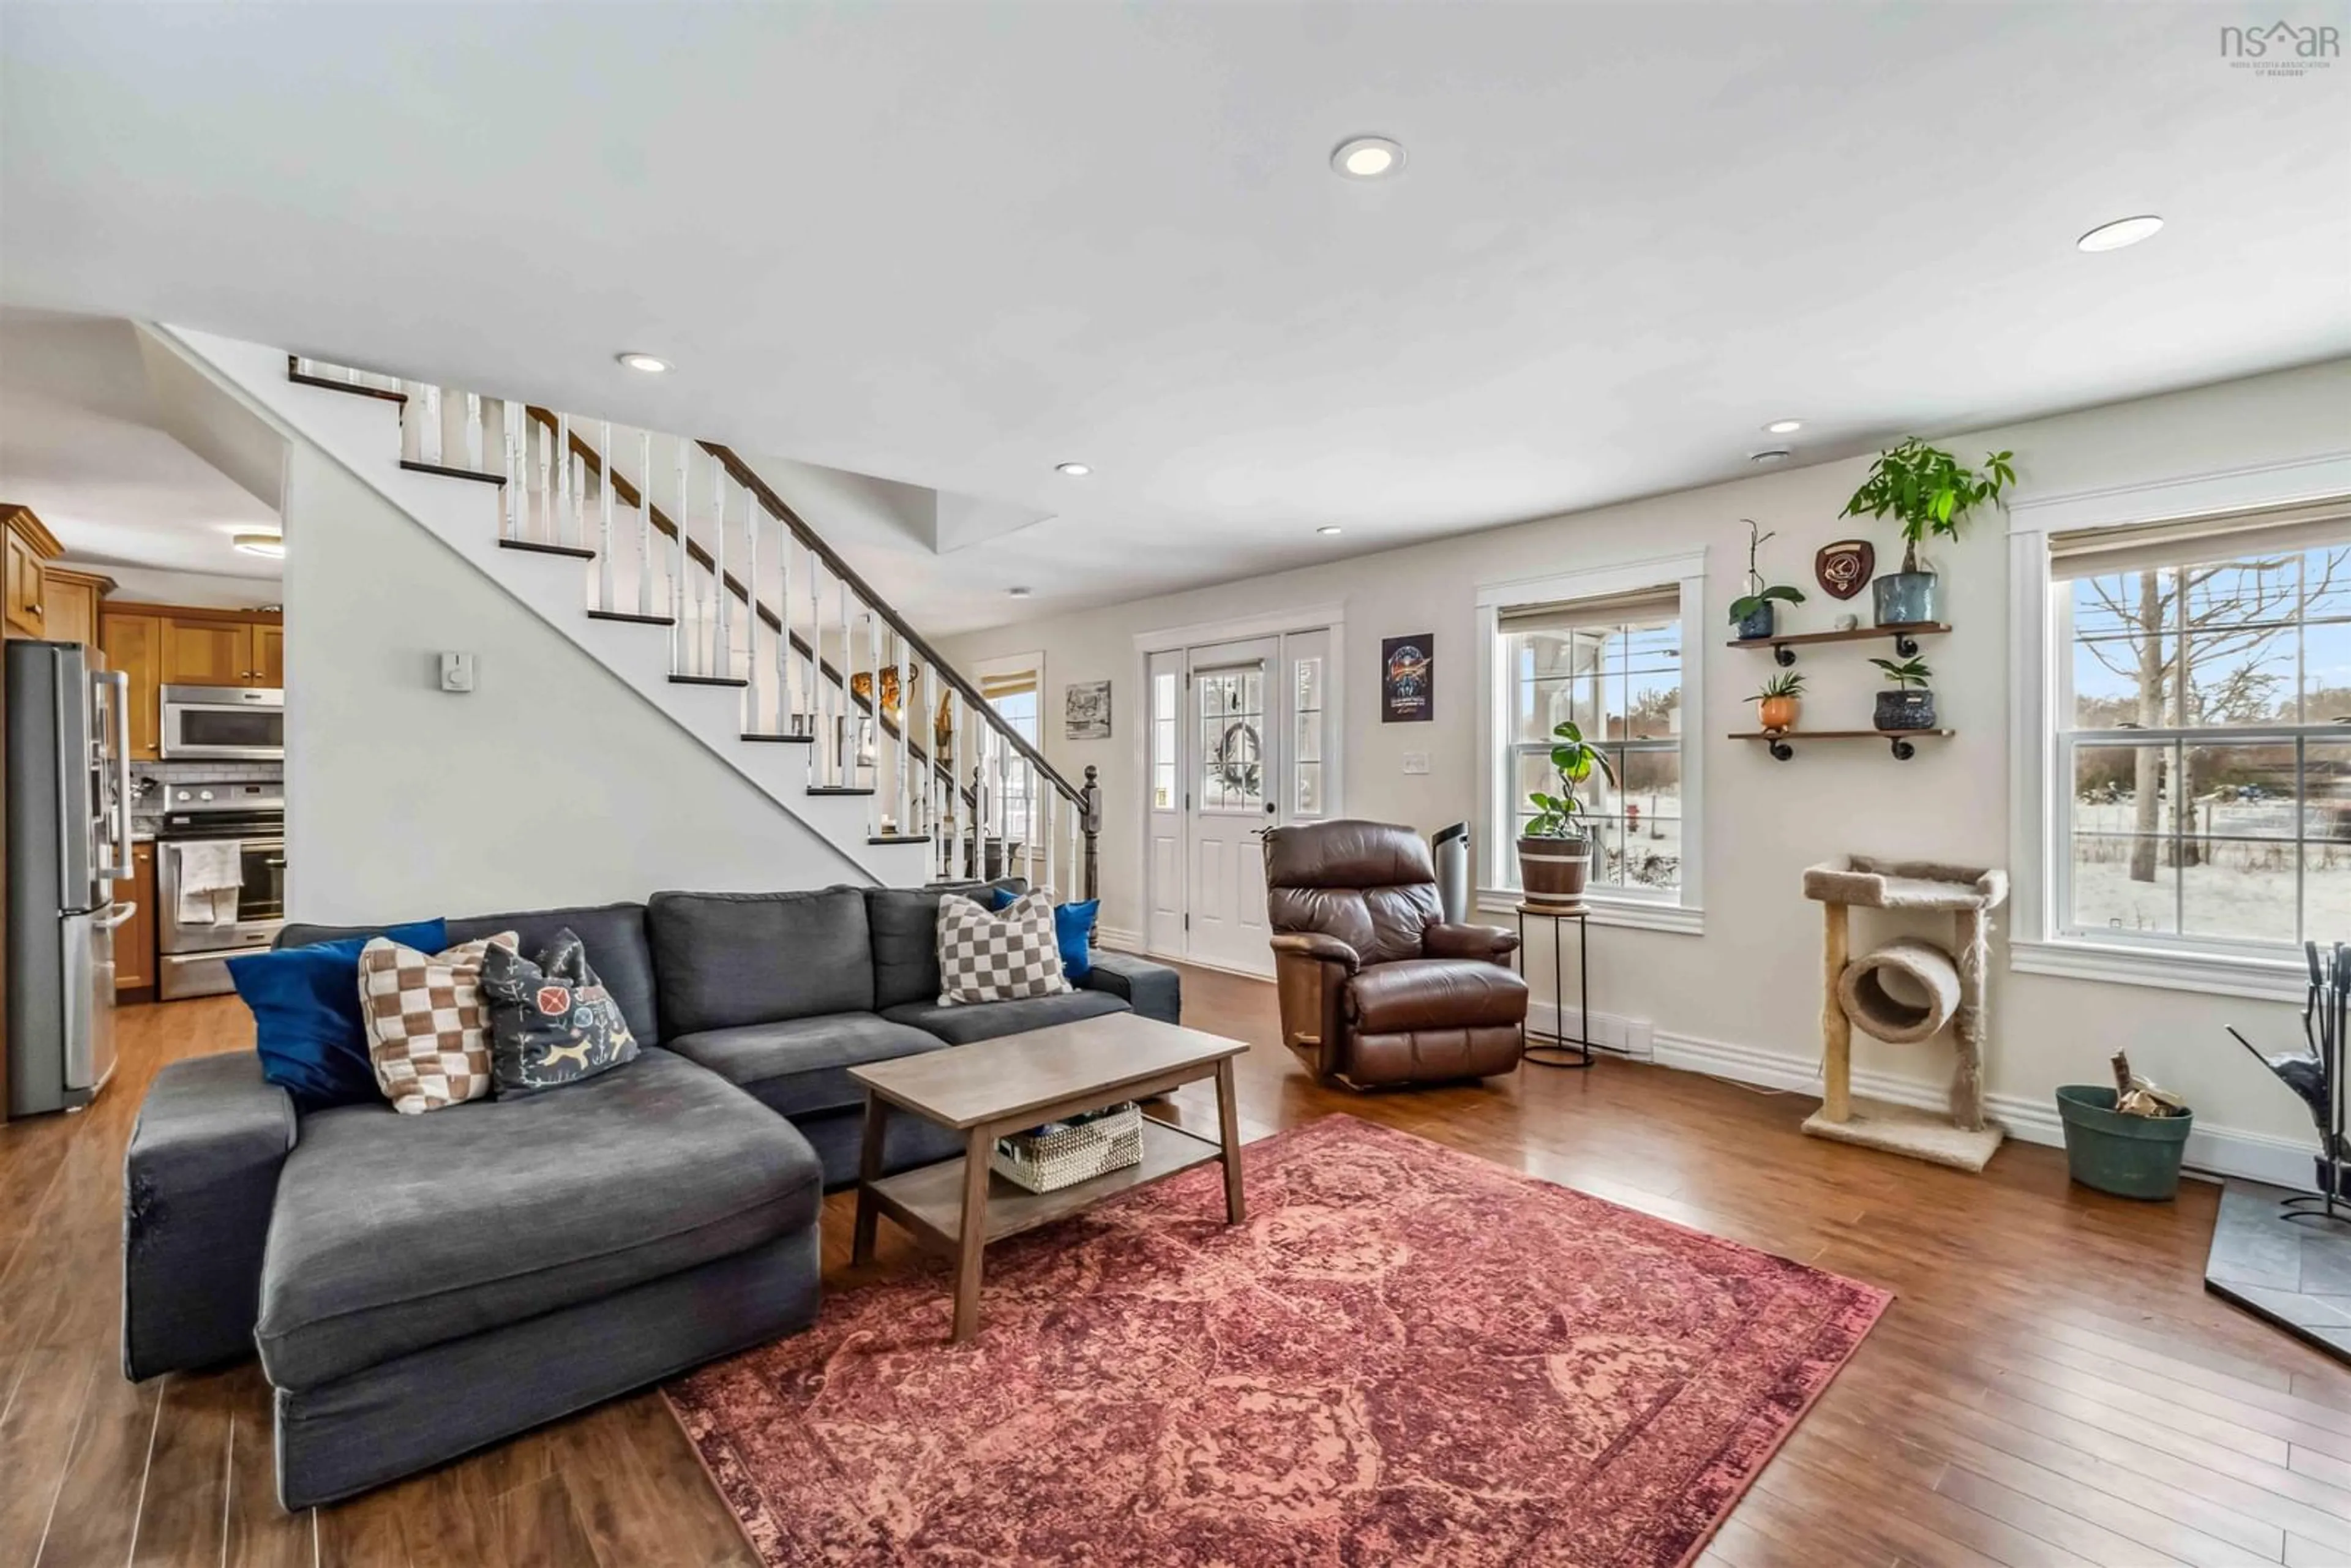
1870;656;1937;731
1730;519;1807;640
1839;438;2016;626
1518;719;1617;911
1745;670;1805;733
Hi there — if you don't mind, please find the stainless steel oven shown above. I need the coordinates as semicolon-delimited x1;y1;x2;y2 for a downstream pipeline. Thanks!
156;787;285;1000
160;685;285;760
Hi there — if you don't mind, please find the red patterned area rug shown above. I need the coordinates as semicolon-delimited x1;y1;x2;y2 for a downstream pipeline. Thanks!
665;1114;1890;1567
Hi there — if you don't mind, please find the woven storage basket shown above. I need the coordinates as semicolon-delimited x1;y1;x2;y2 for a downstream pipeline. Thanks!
991;1102;1144;1194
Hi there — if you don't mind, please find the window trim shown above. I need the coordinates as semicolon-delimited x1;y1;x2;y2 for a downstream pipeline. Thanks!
1474;552;1706;931
2009;451;2351;995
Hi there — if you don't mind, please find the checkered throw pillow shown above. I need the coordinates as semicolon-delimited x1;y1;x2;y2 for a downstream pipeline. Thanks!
356;931;517;1114
937;889;1071;1005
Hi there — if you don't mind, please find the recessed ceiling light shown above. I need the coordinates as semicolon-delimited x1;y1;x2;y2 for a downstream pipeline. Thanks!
1317;526;1344;536
615;352;671;373
2076;215;2164;253
1763;418;1804;435
1331;136;1406;180
232;531;286;558
1007;586;1033;599
1054;462;1091;477
1749;449;1792;465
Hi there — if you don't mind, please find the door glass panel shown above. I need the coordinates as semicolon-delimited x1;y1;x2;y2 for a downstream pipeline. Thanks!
1293;656;1324;819
1151;671;1178;810
1198;666;1265;814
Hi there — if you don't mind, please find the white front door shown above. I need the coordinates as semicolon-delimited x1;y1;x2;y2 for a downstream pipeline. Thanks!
1185;637;1280;974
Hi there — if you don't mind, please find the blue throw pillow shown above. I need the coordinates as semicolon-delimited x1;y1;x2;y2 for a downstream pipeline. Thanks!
984;888;1096;982
229;919;448;1112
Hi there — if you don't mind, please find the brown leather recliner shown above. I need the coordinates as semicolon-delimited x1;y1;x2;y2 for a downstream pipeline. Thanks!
1264;820;1528;1087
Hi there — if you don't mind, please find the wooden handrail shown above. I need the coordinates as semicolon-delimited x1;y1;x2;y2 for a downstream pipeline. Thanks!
703;442;1091;811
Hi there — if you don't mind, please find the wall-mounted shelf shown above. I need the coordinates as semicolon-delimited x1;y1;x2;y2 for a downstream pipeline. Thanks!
1727;621;1950;667
1731;728;1954;762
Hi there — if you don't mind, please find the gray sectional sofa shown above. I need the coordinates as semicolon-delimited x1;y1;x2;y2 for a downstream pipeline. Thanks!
122;881;1178;1509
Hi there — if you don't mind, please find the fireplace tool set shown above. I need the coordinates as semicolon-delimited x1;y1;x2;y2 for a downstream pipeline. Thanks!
2230;939;2351;1224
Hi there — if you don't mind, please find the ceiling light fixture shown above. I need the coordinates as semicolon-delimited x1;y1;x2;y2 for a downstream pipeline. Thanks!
233;531;286;558
615;352;671;373
1007;586;1033;599
1316;525;1344;536
1763;418;1804;435
1054;462;1092;477
2075;215;2164;253
1330;136;1406;179
1749;449;1792;465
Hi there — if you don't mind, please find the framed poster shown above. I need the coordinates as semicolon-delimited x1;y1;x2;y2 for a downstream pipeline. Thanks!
1063;679;1112;740
1381;634;1434;723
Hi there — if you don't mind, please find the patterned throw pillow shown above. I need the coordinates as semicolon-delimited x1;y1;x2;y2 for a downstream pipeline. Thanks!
355;931;517;1114
937;888;1071;1005
479;928;640;1097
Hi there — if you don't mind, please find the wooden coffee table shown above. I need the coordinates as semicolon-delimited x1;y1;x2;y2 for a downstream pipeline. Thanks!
849;1011;1250;1342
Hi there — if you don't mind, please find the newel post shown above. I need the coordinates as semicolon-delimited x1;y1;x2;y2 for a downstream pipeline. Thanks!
1081;764;1102;902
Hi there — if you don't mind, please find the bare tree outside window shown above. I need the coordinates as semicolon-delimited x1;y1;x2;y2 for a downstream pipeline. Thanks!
2066;541;2351;945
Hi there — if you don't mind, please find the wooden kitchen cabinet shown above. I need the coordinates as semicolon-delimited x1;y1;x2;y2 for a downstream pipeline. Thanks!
99;613;165;761
116;842;156;997
162;618;254;685
253;623;285;688
3;504;62;640
39;566;114;648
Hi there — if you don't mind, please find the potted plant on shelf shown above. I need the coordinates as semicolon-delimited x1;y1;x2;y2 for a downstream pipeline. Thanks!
1839;438;2016;627
1870;656;1937;732
1745;670;1805;733
1518;719;1617;910
1730;519;1807;640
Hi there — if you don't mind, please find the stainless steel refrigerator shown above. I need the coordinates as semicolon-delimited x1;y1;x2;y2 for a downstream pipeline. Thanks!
6;640;133;1117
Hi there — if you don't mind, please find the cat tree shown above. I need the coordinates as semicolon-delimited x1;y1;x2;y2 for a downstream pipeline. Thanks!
1802;855;2010;1171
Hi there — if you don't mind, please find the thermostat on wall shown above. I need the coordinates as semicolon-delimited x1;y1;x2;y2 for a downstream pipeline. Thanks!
440;651;476;693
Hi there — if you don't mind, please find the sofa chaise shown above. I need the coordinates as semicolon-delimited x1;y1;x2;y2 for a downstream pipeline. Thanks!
122;881;1178;1509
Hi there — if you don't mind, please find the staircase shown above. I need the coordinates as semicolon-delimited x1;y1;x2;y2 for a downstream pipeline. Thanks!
163;326;1098;895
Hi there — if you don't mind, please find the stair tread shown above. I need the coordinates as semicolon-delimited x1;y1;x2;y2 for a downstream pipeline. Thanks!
867;833;933;844
401;458;506;485
587;609;676;626
741;732;814;743
670;673;751;688
498;538;598;561
808;786;877;796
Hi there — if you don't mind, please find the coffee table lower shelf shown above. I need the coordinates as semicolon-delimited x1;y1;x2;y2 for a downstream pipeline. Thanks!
867;1116;1224;1250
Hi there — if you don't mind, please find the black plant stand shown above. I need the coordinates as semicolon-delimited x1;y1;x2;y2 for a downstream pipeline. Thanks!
1516;902;1594;1070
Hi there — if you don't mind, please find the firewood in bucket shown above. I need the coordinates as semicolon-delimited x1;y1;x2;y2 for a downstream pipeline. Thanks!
2110;1051;2190;1119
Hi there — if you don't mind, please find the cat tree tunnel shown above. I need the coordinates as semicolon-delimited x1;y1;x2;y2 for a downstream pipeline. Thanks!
1802;856;2009;1171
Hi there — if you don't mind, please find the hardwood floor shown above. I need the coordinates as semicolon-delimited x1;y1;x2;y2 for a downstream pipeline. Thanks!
7;964;2350;1566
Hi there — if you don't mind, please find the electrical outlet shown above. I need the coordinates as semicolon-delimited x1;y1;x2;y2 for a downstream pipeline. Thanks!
1402;751;1431;775
439;651;476;693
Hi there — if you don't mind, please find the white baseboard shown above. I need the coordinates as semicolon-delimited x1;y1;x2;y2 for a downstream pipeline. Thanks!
1649;1027;2317;1190
1527;1000;1655;1059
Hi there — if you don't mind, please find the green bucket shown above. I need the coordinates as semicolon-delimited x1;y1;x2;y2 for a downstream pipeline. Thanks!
2055;1086;2192;1199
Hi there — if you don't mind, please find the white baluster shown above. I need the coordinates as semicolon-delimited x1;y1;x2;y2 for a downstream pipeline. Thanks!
713;461;730;683
868;609;883;836
811;559;830;782
839;579;854;786
421;386;443;466
536;416;554;546
637;430;654;618
778;536;795;735
465;392;482;473
672;441;689;673
1044;785;1057;899
997;731;1011;878
745;488;761;726
597;421;614;611
500;402;520;541
896;639;910;838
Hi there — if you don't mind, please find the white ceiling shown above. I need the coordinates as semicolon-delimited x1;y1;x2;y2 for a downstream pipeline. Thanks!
0;309;285;581
4;4;2345;633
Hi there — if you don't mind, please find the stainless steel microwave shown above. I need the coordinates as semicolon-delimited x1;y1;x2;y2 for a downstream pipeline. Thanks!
160;685;285;760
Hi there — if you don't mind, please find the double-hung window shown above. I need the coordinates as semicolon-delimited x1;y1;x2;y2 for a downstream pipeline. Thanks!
1476;554;1706;929
2050;502;2351;956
